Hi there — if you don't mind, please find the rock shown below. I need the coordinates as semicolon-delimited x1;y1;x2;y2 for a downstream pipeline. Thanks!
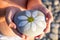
13;10;46;37
54;0;59;6
49;33;58;40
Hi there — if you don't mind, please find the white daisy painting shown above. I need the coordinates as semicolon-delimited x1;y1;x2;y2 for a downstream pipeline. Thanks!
14;10;46;37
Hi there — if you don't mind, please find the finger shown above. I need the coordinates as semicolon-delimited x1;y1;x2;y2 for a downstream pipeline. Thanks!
12;23;16;29
8;23;14;29
44;21;50;33
6;7;21;26
22;34;26;39
44;17;50;33
47;12;53;23
44;12;53;33
9;22;16;29
35;32;45;39
26;36;34;40
39;32;45;39
9;23;13;27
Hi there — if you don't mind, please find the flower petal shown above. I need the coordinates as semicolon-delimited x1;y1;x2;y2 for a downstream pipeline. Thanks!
26;11;31;17
32;11;38;18
37;22;42;27
35;21;46;29
19;21;28;27
18;16;27;20
35;16;45;22
42;21;46;28
31;22;36;32
24;23;31;31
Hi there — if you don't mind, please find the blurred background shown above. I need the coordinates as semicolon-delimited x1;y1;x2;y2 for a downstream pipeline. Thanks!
36;0;60;40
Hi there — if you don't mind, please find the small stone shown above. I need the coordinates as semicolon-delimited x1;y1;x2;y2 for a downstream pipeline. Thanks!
56;15;60;23
54;1;59;6
49;33;58;40
52;28;58;34
13;10;46;37
51;23;59;28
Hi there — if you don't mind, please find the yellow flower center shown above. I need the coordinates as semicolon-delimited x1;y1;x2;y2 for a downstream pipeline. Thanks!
27;17;34;22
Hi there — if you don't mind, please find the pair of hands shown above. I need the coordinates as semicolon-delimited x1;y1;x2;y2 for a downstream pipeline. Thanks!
5;0;53;39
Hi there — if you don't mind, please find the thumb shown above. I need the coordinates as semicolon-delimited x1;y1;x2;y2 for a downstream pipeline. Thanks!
9;22;16;29
44;21;50;33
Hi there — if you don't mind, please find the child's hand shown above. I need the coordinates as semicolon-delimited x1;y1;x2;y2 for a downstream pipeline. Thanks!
27;0;53;39
5;6;27;39
5;6;22;29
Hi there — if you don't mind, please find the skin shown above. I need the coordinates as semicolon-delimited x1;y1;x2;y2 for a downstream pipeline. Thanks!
0;0;53;40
